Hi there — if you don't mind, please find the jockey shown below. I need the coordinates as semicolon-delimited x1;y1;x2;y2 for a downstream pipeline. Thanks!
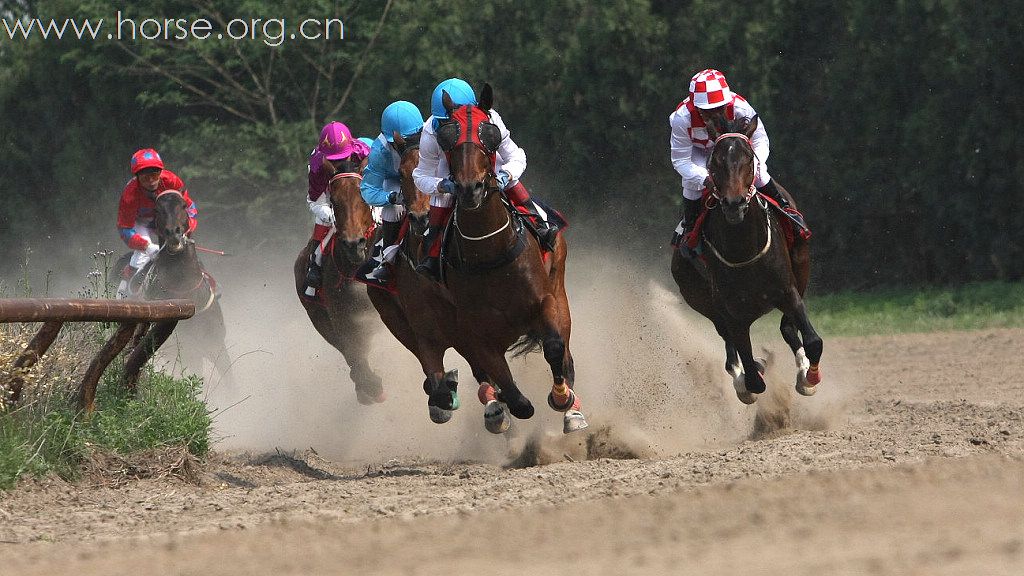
303;121;371;296
116;148;197;299
355;100;425;287
412;77;558;280
669;68;808;247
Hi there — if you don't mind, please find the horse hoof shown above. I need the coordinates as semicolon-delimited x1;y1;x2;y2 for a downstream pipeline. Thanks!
547;389;579;412
429;405;453;424
795;381;818;396
735;390;758;405
805;365;822;386
507;398;535;420
563;410;589;434
356;389;387;403
483;400;510;434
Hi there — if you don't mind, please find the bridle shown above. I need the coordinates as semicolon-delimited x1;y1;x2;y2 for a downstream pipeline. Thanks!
702;131;773;268
706;132;758;206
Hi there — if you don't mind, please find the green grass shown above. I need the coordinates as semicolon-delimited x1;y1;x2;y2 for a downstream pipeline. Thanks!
0;364;211;490
0;252;211;489
804;281;1024;337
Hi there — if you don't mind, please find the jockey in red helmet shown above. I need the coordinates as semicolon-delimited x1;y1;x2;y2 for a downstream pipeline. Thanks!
116;148;197;298
301;121;372;297
669;69;809;250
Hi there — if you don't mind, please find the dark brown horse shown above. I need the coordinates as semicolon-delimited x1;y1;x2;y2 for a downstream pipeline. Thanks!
293;158;385;404
365;132;504;431
671;115;823;403
430;85;587;434
121;190;227;390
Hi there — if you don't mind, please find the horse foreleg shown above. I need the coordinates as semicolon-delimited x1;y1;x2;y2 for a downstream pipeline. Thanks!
121;320;179;392
727;321;766;396
330;302;385;405
473;350;534;421
712;318;751;404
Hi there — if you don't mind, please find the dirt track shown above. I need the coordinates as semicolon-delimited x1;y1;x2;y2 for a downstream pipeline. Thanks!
1;247;1023;575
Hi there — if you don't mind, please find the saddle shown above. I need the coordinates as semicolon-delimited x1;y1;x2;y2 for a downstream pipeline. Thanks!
684;191;802;257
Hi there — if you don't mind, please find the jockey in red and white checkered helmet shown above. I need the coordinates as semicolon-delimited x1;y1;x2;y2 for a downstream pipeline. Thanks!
668;69;808;247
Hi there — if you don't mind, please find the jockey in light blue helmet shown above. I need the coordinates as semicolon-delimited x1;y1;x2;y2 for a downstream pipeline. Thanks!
381;100;425;142
353;100;427;288
430;78;477;126
357;136;375;149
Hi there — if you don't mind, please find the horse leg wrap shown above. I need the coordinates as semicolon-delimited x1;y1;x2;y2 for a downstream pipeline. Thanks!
477;382;497;405
805;364;821;386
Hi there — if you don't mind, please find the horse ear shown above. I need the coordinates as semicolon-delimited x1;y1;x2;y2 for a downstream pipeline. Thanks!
393;131;406;150
441;90;455;115
704;115;721;141
745;115;760;139
479;83;494;111
321;156;336;177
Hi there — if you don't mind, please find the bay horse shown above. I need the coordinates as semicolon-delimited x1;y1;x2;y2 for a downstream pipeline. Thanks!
364;131;504;432
671;115;823;403
121;189;228;390
431;85;587;434
293;157;385;404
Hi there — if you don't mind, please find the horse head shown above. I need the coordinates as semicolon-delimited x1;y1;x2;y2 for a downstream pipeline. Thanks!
154;190;190;255
436;83;502;212
393;130;429;232
322;156;372;263
705;115;760;225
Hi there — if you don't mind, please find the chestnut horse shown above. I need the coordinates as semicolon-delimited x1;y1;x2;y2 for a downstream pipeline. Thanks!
365;132;505;432
671;115;823;403
121;190;228;390
293;158;384;404
432;85;587;434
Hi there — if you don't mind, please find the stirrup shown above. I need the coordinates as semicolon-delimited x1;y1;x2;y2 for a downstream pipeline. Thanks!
536;225;558;252
415;256;440;280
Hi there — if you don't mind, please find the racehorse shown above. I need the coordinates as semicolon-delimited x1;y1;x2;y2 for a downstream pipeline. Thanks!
364;131;505;432
121;189;227;390
431;85;587;434
670;114;823;404
293;157;385;404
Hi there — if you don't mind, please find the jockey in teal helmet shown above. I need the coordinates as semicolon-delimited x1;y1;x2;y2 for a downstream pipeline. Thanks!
411;78;560;280
354;101;426;288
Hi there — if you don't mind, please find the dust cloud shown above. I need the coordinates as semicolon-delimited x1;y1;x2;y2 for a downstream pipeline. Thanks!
150;238;848;466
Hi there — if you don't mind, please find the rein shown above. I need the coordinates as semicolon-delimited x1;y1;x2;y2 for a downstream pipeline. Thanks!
454;208;510;240
703;194;773;268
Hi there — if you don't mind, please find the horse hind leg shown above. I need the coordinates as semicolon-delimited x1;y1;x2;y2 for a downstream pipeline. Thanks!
781;294;824;396
540;296;587;434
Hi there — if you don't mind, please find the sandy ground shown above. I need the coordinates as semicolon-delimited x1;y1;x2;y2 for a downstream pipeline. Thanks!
1;247;1022;575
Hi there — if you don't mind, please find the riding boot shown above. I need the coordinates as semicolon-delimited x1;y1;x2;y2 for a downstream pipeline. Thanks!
361;220;402;285
415;225;443;279
116;266;138;300
671;197;703;247
757;179;810;236
415;205;454;280
304;249;323;290
505;182;558;252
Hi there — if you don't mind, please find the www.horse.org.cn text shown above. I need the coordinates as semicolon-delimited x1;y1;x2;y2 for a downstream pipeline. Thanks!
1;12;346;46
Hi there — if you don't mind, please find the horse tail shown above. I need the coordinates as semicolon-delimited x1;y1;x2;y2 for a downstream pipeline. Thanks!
508;331;544;358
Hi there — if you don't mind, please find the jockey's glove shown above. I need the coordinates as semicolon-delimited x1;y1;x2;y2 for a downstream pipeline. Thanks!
143;242;161;258
496;170;511;190
437;179;457;195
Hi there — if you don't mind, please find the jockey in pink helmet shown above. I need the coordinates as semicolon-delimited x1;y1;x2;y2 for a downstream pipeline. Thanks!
302;121;371;296
669;69;809;249
116;148;197;299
